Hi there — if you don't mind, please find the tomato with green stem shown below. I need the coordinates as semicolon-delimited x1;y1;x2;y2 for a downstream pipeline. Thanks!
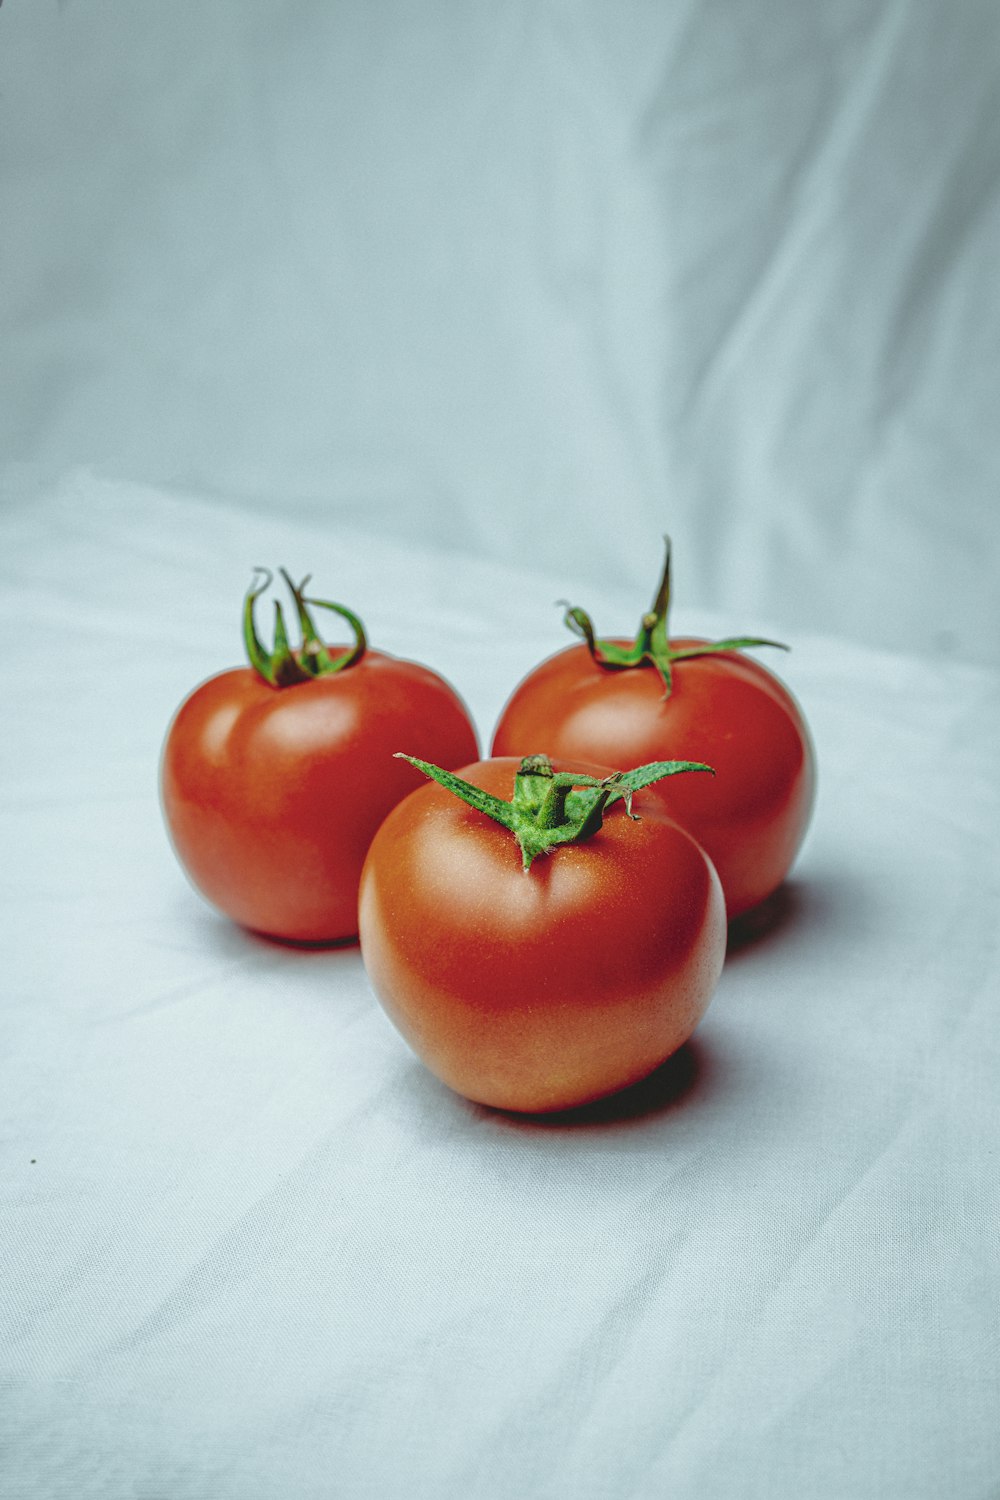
491;540;816;920
160;569;479;943
359;752;726;1113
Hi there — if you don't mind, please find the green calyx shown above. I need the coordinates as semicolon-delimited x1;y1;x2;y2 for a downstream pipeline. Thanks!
243;568;367;688
560;535;788;696
397;751;714;871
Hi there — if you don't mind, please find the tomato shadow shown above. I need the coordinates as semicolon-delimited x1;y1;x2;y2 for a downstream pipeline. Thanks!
255;931;360;953
177;898;364;956
725;874;831;959
486;1038;707;1131
232;918;361;952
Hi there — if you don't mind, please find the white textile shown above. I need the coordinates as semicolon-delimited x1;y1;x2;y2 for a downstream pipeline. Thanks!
1;481;998;1499
2;1;1000;1494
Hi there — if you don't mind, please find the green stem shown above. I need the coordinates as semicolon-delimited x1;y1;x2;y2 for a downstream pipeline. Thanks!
397;752;714;871
243;568;368;689
561;536;788;697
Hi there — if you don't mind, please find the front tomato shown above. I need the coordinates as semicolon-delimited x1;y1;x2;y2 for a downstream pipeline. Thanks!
491;541;816;920
358;754;726;1114
160;570;478;943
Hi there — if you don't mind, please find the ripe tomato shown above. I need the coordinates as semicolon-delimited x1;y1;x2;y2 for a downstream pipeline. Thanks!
358;753;726;1113
491;542;816;919
160;570;478;943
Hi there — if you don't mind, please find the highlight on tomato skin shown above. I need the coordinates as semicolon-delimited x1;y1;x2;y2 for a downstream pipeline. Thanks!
159;569;479;944
357;754;727;1115
490;539;817;919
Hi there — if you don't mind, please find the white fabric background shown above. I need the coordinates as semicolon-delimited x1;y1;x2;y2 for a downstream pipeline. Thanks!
3;0;998;661
2;3;999;1497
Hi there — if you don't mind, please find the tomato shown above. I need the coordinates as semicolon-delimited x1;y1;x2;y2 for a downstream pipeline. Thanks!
491;542;815;919
358;753;726;1113
160;570;478;943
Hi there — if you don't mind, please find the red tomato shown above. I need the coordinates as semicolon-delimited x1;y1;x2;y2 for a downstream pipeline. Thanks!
161;571;478;943
491;545;815;919
358;755;726;1113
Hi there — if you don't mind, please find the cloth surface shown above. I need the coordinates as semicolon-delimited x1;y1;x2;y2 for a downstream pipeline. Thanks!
2;0;999;665
3;1;1000;1494
2;478;999;1499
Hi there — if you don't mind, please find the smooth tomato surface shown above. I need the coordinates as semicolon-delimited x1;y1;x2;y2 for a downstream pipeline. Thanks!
491;640;815;919
358;756;725;1113
161;650;478;943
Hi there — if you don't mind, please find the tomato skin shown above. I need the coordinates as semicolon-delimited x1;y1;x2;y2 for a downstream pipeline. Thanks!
358;756;725;1113
491;640;815;920
161;651;478;943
